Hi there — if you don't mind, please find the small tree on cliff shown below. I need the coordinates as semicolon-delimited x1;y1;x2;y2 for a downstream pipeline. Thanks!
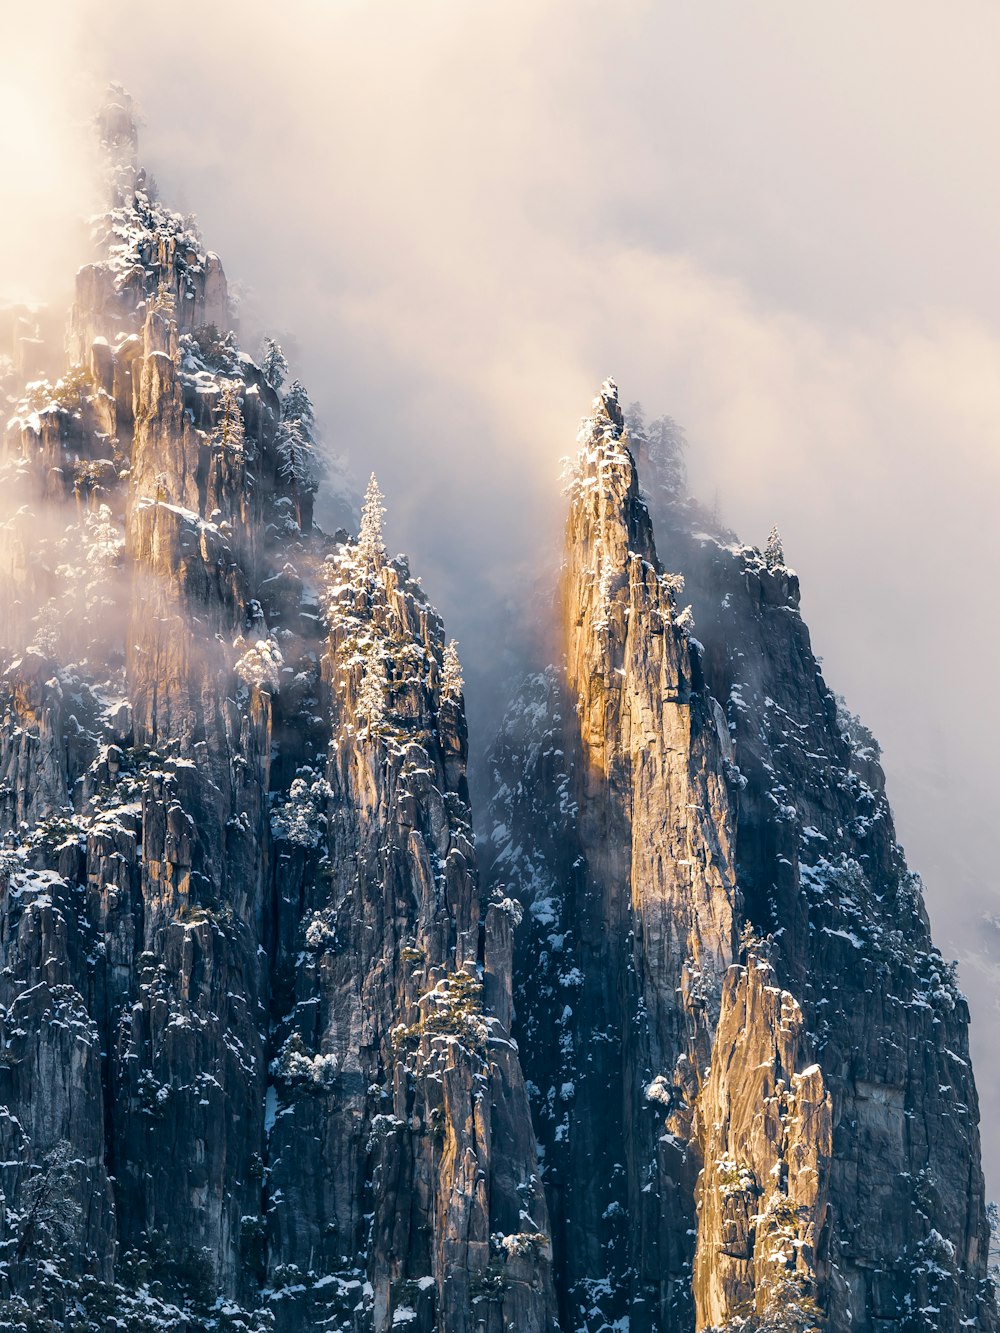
282;379;314;428
14;1140;81;1264
358;640;387;737
625;401;687;500
441;639;464;700
764;524;785;570
277;417;315;488
85;503;124;573
260;336;288;392
358;473;387;568
215;383;245;451
277;381;319;491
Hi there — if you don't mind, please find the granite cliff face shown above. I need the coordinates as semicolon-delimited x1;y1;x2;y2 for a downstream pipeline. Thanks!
0;89;995;1333
0;91;554;1332
486;387;742;1332
486;383;997;1332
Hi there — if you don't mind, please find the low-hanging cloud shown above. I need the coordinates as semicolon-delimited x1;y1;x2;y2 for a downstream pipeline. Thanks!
4;0;1000;1186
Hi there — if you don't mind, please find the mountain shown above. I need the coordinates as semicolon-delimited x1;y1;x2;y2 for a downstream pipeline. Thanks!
0;89;994;1333
0;90;554;1333
485;386;996;1332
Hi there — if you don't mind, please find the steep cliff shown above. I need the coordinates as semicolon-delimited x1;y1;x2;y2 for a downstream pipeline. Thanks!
645;476;997;1332
486;383;997;1331
0;89;555;1333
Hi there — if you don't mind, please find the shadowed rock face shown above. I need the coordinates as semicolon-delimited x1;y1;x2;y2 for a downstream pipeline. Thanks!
0;91;556;1333
485;381;997;1332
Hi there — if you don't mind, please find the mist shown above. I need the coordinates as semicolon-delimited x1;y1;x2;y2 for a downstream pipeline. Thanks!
4;0;1000;1187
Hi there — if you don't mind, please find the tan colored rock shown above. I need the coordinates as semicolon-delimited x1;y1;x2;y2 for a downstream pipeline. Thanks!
693;953;831;1328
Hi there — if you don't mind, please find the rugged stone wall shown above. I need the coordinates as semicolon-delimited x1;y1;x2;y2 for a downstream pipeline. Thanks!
0;92;556;1333
487;387;997;1331
489;384;746;1331
643;492;999;1332
262;537;555;1332
558;383;738;1329
692;952;831;1329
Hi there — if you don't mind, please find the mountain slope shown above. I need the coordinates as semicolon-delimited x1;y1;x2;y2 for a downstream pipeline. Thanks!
0;90;556;1333
485;382;996;1332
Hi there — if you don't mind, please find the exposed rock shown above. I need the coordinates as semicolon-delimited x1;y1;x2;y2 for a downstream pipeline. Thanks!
0;91;555;1333
0;82;995;1333
488;381;739;1330
485;384;998;1332
693;952;831;1328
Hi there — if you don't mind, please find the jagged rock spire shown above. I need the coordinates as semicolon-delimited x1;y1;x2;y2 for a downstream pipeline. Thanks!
97;84;139;204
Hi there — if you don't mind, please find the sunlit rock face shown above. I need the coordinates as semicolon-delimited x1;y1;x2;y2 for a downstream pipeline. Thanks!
485;381;997;1332
0;84;995;1333
489;382;742;1332
0;90;556;1333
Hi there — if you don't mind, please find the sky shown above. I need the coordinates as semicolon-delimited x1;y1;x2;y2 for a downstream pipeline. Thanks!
3;0;1000;1183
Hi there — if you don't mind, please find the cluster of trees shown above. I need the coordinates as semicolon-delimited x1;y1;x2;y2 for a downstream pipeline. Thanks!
260;337;320;494
624;401;687;500
207;337;323;525
351;475;464;738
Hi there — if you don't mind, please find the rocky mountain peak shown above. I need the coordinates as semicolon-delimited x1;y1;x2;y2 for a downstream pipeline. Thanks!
0;96;558;1333
484;381;997;1332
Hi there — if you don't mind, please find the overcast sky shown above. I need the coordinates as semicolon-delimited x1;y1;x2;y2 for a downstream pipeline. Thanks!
5;0;1000;1184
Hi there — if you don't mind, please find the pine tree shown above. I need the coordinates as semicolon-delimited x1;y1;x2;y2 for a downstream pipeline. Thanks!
277;379;319;490
442;639;464;699
260;337;288;391
235;637;283;693
30;599;61;658
283;379;314;427
357;473;387;567
215;383;245;450
358;639;387;737
765;524;784;570
151;278;176;317
625;402;687;499
85;504;123;572
276;419;316;488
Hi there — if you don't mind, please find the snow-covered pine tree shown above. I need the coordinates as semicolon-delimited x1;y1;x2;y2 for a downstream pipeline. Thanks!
276;420;315;487
30;600;61;658
261;337;288;392
215;383;245;451
624;400;646;438
357;473;387;568
235;637;283;693
276;379;319;492
85;504;123;572
358;639;387;737
13;1139;81;1264
765;524;785;570
442;639;464;699
151;279;176;316
282;379;314;429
